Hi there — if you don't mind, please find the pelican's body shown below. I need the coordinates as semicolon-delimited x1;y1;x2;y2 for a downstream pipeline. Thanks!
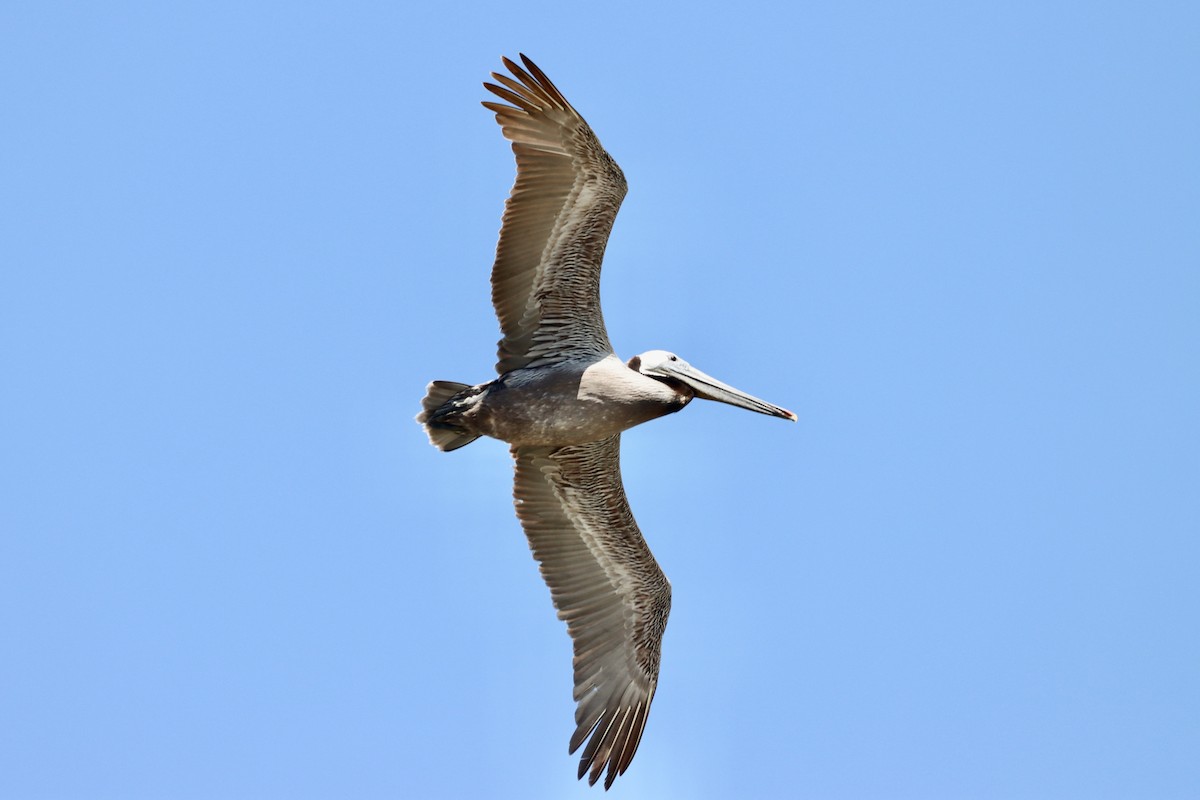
428;355;688;446
418;56;795;789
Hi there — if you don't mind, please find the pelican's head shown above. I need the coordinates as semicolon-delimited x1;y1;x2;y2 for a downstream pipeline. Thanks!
627;349;797;421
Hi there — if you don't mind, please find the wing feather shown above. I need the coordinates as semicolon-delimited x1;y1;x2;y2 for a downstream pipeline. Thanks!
483;54;627;374
512;435;671;789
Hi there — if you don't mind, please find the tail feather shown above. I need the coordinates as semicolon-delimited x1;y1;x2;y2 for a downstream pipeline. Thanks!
417;381;482;452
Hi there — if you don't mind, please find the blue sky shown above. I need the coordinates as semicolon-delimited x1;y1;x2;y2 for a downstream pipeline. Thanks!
3;2;1198;798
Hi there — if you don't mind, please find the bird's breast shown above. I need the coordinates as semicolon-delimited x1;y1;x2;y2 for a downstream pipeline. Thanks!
479;357;686;446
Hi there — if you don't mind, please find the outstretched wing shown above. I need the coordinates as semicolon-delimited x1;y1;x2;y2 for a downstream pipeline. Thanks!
512;435;671;789
483;55;627;374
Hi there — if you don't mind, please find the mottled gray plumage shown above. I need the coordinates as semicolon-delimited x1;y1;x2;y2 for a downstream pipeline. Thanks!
513;435;667;786
417;55;795;789
483;55;625;374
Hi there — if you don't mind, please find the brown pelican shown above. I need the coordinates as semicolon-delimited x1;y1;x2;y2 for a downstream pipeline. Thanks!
418;55;795;789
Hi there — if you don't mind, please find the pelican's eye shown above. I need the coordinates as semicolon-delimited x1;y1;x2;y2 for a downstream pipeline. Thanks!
669;355;678;362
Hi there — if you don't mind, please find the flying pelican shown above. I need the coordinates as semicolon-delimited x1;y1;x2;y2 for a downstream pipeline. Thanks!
418;55;796;789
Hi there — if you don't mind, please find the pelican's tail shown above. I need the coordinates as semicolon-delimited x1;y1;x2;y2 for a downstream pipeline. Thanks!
417;381;482;452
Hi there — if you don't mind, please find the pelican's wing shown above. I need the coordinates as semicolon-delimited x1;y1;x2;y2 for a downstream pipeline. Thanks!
483;55;627;374
512;435;671;789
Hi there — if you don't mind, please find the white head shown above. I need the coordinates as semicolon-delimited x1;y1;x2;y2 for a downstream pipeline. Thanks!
627;350;796;421
627;349;690;377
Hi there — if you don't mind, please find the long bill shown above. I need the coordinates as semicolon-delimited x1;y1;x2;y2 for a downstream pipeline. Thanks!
661;361;797;421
